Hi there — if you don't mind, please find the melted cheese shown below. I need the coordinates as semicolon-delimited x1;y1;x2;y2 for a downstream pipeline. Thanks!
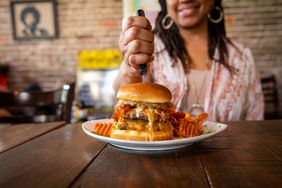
146;108;155;141
116;105;168;141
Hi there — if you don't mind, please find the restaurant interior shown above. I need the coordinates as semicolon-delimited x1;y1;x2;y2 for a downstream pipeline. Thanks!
0;0;281;123
0;0;282;187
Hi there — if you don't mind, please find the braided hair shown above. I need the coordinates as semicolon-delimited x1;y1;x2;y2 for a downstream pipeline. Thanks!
154;0;234;73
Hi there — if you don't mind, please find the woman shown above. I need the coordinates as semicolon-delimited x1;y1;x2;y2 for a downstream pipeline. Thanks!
114;0;264;121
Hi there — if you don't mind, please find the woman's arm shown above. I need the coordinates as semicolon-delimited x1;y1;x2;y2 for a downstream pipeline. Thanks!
113;60;142;91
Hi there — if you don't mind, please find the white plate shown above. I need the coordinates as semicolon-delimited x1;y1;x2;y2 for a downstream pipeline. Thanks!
82;119;227;151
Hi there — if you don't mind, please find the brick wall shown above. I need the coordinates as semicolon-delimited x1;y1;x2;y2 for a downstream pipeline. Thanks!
0;0;282;112
223;0;282;113
0;0;122;90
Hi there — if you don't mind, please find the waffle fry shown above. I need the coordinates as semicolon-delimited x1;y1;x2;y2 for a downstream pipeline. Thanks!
193;113;208;124
176;113;207;138
92;122;113;137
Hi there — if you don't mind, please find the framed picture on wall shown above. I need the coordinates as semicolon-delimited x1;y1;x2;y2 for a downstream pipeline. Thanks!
10;0;59;40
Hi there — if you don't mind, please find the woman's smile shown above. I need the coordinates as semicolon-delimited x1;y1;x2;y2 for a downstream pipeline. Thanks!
178;4;200;17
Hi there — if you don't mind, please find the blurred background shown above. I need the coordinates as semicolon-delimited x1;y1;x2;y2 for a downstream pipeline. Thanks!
0;0;281;122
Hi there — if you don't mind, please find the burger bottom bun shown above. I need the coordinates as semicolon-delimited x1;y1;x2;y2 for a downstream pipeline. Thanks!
110;129;173;141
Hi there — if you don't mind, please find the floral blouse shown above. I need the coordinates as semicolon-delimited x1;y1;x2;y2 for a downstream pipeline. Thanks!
147;36;264;122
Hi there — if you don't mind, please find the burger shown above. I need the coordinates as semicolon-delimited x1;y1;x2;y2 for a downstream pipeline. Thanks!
110;83;175;141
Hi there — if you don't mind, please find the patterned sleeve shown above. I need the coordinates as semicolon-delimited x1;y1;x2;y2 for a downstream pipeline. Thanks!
244;48;265;120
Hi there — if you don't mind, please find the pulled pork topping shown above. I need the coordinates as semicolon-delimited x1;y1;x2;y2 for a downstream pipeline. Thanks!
115;100;173;111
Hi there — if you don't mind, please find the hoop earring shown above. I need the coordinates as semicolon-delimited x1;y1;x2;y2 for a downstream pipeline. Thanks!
161;14;173;30
208;6;223;24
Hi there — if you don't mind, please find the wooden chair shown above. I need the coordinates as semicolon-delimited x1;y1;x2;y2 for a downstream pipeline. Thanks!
0;82;75;124
261;75;280;119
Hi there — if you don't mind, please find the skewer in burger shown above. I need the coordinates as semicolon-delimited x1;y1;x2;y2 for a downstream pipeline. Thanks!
111;83;175;141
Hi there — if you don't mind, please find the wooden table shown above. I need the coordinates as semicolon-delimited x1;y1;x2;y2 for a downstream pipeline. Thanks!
0;120;282;187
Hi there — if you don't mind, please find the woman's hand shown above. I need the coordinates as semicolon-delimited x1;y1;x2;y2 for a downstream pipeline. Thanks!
113;16;154;91
119;16;154;77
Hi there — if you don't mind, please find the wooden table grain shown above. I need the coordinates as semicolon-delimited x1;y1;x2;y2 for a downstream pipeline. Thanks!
0;121;65;154
0;120;282;188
